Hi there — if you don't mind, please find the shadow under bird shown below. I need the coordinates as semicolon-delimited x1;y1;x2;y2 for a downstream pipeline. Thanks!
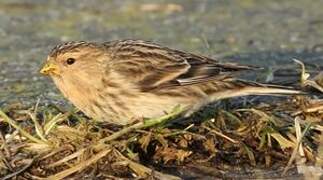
40;40;302;125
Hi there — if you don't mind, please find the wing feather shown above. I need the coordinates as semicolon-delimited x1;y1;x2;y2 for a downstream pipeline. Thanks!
104;40;257;91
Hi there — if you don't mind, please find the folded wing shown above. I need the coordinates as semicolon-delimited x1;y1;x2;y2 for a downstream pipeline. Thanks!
104;40;257;91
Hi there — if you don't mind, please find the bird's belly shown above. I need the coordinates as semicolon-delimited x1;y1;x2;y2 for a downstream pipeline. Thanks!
86;93;192;125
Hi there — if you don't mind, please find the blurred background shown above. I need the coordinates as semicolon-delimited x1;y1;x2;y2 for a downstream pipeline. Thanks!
0;0;323;106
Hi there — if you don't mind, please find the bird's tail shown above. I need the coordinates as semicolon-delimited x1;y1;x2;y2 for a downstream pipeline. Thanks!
211;79;304;100
183;79;304;118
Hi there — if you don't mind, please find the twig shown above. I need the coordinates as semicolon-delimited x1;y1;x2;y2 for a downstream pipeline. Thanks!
48;148;112;179
27;111;47;142
202;125;238;143
163;124;195;137
294;58;323;92
282;120;312;175
0;109;47;144
2;159;34;180
0;130;10;157
48;148;86;168
293;59;310;85
114;149;181;179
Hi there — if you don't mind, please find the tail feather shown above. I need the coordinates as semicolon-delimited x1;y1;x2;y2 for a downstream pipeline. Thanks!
212;86;303;101
211;79;305;101
184;80;304;118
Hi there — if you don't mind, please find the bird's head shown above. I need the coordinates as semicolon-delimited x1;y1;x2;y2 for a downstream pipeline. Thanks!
40;41;107;81
40;41;110;99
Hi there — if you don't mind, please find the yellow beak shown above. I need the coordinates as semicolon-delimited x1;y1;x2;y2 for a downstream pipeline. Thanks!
40;62;60;76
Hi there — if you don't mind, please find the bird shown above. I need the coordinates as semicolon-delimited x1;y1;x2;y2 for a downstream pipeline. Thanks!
40;40;302;125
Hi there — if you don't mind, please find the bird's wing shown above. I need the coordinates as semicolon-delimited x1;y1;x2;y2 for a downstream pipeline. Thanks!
104;40;257;91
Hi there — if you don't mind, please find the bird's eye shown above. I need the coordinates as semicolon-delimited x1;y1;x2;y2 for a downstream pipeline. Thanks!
66;58;75;65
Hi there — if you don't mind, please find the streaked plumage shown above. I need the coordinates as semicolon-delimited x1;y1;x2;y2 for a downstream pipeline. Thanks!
40;40;301;125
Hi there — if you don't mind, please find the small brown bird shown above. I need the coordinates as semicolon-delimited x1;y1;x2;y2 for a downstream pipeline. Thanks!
40;40;301;125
